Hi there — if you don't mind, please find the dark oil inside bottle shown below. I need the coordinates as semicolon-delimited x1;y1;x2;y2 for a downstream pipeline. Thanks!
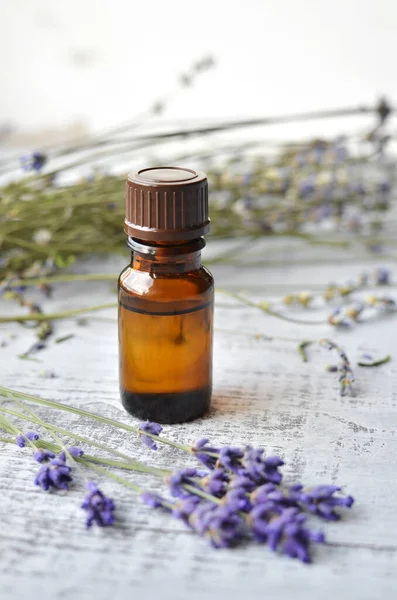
118;262;213;423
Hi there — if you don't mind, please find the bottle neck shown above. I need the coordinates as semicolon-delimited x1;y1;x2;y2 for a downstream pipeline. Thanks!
127;237;205;274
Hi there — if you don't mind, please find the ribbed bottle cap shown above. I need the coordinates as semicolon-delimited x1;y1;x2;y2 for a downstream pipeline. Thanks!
125;166;210;241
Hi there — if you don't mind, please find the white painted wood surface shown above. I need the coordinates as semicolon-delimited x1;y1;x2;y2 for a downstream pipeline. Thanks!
1;241;396;600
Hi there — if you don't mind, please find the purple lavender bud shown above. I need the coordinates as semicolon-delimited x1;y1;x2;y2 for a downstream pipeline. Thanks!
20;151;47;172
266;510;325;563
16;434;26;447
138;421;163;450
289;484;354;521
252;506;326;563
299;176;316;197
25;431;39;441
228;474;257;493
34;458;73;491
33;449;55;463
167;467;201;498
242;448;284;485
249;501;282;542
222;488;251;512
377;181;391;195
189;502;244;548
141;491;168;509
202;469;229;497
81;482;115;527
374;267;390;285
57;447;84;461
191;438;219;469
351;182;366;195
218;447;244;473
173;496;201;523
68;446;84;457
251;483;294;508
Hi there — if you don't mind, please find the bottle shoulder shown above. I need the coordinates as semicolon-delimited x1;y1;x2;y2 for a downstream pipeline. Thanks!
118;265;213;300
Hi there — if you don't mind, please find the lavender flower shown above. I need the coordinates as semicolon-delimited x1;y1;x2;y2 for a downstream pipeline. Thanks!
228;473;257;493
15;431;40;447
20;151;47;172
16;434;26;448
328;307;351;328
249;501;281;541
34;457;73;491
57;446;84;461
250;504;325;563
217;447;244;473
222;488;251;512
189;502;244;548
202;469;229;497
242;448;284;484
33;449;55;463
299;176;316;197
191;438;219;469
81;482;115;528
167;467;202;498
251;483;294;507
339;369;355;396
320;339;354;396
289;484;354;521
373;268;390;285
173;496;201;523
141;491;168;509
138;421;163;450
267;509;325;563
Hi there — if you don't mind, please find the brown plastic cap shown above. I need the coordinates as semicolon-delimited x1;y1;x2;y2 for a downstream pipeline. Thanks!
125;166;210;241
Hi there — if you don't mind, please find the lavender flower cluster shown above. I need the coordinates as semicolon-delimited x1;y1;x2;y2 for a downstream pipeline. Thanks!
140;423;354;563
15;431;115;527
320;339;354;396
11;420;353;562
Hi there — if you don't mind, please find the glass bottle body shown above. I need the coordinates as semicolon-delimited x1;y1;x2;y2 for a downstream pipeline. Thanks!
118;238;214;423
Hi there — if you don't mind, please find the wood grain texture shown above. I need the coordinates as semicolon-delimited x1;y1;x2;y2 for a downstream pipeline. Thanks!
1;245;396;600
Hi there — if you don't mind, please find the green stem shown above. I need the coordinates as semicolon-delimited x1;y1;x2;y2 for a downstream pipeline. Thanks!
298;341;313;362
215;328;311;344
12;395;90;481
79;459;144;494
0;302;117;323
5;273;118;288
0;405;156;466
0;386;190;452
217;289;325;326
0;411;39;453
0;430;166;476
357;355;391;367
0;399;233;508
182;483;221;504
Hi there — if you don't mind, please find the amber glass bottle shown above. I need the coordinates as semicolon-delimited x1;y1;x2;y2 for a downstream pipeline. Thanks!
118;167;214;423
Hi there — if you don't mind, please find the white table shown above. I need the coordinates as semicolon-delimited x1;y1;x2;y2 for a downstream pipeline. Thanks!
1;239;396;600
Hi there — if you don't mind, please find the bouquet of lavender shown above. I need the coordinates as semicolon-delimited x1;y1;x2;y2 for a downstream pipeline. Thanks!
0;386;353;564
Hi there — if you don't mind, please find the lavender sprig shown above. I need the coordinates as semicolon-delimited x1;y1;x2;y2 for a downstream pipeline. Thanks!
34;457;73;491
167;467;204;498
81;481;115;527
138;421;163;450
320;339;354;396
289;484;354;521
191;438;220;469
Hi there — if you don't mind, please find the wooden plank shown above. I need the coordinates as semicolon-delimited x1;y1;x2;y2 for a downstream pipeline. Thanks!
1;254;396;599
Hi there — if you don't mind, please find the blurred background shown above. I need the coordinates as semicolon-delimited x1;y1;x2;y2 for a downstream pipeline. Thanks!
1;0;396;144
1;0;397;284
